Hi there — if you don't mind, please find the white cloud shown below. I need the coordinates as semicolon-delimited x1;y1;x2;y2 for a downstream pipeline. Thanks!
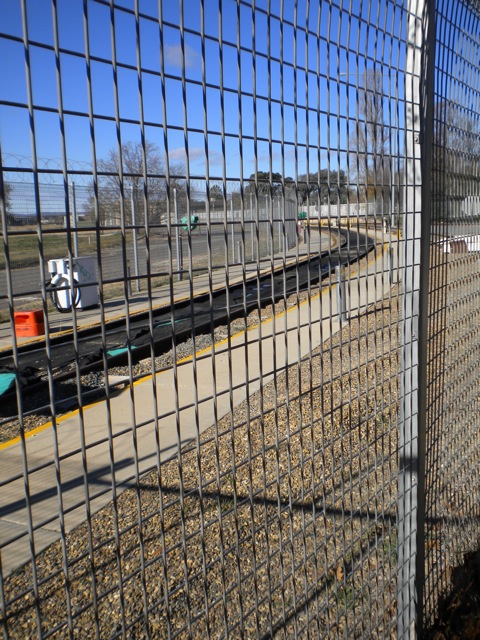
189;147;205;161
208;149;223;166
169;147;186;162
169;147;206;167
165;44;198;69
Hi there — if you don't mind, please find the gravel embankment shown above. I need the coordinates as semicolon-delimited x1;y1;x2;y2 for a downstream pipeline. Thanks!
1;264;401;638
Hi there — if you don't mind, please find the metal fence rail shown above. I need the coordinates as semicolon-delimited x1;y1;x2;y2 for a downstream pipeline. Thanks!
0;0;478;637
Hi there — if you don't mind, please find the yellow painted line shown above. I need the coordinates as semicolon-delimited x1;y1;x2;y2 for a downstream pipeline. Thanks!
0;394;113;451
0;411;76;451
0;238;384;451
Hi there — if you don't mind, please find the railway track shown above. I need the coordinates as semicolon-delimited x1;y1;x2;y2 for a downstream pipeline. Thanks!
0;229;373;413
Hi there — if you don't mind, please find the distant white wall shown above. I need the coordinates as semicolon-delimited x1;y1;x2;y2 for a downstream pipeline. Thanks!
306;203;378;218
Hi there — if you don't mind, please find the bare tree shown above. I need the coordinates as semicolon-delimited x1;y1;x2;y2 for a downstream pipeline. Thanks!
94;141;185;227
349;70;391;213
433;99;480;219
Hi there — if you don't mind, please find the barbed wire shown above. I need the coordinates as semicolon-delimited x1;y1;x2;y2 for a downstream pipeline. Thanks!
1;153;94;185
2;154;306;200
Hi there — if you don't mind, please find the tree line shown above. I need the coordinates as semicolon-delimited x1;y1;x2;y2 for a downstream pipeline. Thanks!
4;71;479;226
81;70;405;225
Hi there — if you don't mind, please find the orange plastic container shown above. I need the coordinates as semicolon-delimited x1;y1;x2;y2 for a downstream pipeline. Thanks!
14;309;45;338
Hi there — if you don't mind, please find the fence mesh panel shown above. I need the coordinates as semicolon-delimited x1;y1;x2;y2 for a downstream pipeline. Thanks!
0;0;477;637
424;0;480;630
0;182;299;298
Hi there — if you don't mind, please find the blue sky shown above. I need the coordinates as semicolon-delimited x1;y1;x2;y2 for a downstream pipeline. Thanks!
0;0;406;188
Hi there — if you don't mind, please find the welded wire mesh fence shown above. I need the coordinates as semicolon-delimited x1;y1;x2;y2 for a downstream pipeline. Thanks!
0;0;479;638
421;0;480;632
0;182;299;302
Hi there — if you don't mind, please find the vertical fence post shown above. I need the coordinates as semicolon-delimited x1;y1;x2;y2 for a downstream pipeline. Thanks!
397;1;435;637
236;240;242;264
231;198;235;261
388;246;395;285
70;182;78;258
127;260;132;297
267;194;271;256
277;196;285;253
250;192;254;260
174;187;183;281
131;186;140;292
398;9;421;637
335;265;347;324
178;235;183;281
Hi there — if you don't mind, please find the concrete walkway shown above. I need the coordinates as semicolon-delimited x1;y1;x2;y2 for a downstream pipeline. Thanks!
0;231;396;576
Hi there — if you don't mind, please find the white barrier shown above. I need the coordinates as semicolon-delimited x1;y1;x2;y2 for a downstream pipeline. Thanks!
439;234;480;253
